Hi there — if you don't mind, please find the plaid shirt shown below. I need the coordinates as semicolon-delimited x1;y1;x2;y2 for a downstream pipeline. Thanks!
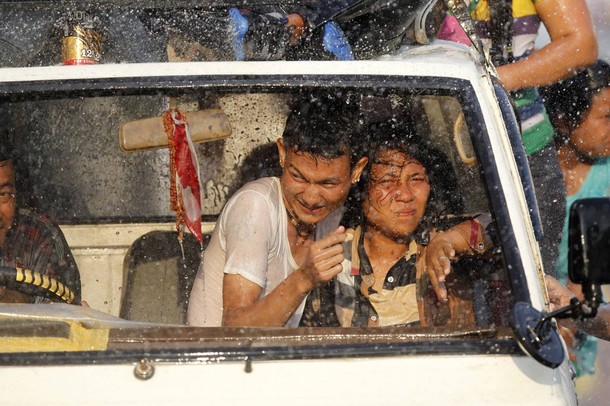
301;226;420;328
0;208;81;303
300;215;494;327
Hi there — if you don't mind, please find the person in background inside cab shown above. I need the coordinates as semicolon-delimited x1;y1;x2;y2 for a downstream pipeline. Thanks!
0;139;81;304
541;59;610;376
301;121;495;327
187;101;368;327
438;0;598;276
227;2;359;61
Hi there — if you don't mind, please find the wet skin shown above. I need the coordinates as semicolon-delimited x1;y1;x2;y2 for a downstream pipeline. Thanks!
277;138;365;227
569;87;610;159
363;149;430;241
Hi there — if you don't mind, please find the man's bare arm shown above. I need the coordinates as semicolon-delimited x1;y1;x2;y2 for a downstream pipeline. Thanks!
222;228;349;327
497;0;597;91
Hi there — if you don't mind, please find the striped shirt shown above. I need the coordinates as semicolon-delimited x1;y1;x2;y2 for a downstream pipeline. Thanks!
470;0;554;155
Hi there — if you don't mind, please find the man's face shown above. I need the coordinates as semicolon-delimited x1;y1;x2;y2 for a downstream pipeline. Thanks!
0;160;16;245
571;87;610;158
277;139;365;225
364;149;430;240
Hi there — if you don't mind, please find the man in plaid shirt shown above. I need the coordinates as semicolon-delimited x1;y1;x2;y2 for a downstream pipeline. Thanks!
0;141;81;303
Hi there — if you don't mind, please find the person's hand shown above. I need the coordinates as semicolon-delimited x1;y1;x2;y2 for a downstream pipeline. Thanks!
545;275;577;311
545;275;582;336
425;230;459;303
298;226;349;291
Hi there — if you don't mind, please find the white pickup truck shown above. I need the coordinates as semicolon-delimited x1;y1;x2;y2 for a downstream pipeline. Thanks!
0;1;607;405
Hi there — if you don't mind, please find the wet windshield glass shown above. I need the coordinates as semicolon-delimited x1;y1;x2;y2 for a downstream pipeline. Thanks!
0;0;438;67
1;84;513;329
0;0;514;358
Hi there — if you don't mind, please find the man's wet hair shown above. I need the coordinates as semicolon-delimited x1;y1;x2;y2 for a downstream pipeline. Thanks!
542;59;610;133
281;97;366;167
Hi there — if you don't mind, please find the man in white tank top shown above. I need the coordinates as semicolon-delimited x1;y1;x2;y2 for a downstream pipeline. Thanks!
187;101;368;327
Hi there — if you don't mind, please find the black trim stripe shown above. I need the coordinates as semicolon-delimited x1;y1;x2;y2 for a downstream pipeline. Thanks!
0;338;522;366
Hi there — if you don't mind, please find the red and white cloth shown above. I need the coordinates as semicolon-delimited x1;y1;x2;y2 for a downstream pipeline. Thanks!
165;109;204;243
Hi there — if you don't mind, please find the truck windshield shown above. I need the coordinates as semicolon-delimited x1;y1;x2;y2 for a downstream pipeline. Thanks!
0;77;515;347
0;0;518;361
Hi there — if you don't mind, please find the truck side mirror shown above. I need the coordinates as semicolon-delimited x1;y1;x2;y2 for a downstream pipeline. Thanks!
568;197;610;292
509;197;610;368
568;197;610;318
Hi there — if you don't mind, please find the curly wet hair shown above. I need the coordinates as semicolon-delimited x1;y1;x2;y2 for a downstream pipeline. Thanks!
342;118;464;238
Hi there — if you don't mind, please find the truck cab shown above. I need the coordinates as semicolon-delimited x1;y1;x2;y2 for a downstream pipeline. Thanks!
0;1;599;404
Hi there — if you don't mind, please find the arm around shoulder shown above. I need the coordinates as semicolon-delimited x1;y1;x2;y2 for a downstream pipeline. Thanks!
424;217;494;302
